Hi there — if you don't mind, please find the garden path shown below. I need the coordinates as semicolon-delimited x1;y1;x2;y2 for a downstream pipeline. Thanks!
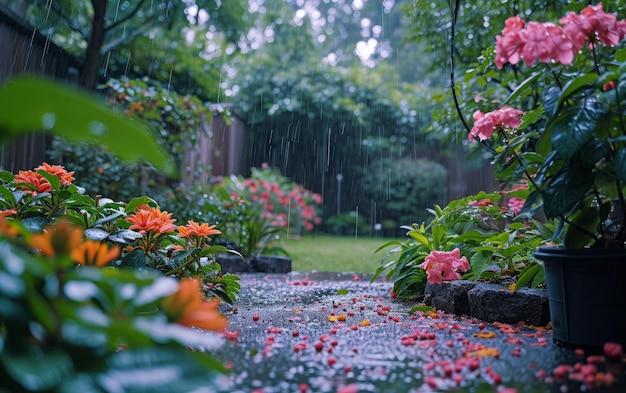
212;272;625;393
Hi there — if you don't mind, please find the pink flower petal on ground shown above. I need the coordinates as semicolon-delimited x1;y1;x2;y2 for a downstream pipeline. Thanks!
603;342;623;359
336;384;357;393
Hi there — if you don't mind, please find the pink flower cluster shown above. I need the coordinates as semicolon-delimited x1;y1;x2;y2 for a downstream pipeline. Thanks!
495;3;626;69
469;106;524;142
240;178;322;231
419;248;471;284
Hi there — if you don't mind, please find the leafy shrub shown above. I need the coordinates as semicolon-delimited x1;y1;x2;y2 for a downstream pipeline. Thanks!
47;76;216;202
361;157;447;234
324;211;370;236
374;189;556;300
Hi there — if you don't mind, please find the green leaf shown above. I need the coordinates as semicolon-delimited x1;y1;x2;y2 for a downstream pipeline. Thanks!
337;289;349;295
93;211;125;226
514;263;542;290
557;73;598;107
542;168;593;219
20;216;47;233
614;147;626;181
616;47;626;62
84;228;110;241
108;229;142;244
409;305;434;314
1;348;73;391
125;196;158;213
503;72;542;105
0;75;176;176
565;205;600;248
119;249;147;268
96;347;224;392
519;107;545;130
469;251;495;280
0;184;16;206
36;169;61;191
0;169;14;182
550;99;602;162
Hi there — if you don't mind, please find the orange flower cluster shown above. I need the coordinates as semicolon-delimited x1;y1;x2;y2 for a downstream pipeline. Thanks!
70;239;121;267
178;220;221;238
28;221;119;267
161;277;228;331
126;205;177;235
14;162;75;196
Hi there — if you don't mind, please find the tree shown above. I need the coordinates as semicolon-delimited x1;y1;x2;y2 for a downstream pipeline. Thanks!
14;0;250;96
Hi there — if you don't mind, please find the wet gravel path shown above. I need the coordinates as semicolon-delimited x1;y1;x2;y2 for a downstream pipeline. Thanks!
213;272;626;393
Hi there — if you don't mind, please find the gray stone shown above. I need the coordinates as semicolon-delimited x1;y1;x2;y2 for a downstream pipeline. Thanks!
467;283;550;326
216;254;250;273
250;255;292;273
425;280;477;315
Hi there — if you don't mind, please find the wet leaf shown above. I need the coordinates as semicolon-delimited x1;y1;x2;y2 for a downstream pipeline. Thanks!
2;348;73;391
0;76;176;176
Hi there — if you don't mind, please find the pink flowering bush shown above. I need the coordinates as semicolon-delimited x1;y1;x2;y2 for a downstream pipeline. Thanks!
374;190;555;300
467;3;626;249
238;165;322;233
214;165;322;257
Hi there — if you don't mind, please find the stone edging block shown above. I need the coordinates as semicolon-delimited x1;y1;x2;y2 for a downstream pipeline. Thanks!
426;281;550;326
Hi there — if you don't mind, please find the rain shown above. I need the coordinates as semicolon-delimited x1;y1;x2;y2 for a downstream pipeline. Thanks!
1;1;625;392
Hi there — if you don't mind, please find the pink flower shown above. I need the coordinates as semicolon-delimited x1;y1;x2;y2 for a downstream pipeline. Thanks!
469;107;524;142
507;197;525;215
419;248;470;284
496;4;626;70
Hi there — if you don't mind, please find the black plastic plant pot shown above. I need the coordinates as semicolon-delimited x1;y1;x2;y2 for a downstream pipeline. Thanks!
250;255;292;274
534;247;626;349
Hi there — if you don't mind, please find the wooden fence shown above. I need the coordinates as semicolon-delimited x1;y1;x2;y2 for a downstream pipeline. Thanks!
0;2;82;172
0;2;247;182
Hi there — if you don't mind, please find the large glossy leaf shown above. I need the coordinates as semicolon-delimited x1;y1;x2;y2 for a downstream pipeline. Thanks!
556;73;598;107
550;98;602;162
542;168;593;219
0;75;175;176
119;249;147;268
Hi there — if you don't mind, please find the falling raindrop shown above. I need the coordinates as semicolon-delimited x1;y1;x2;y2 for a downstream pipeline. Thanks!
88;121;107;136
41;113;56;130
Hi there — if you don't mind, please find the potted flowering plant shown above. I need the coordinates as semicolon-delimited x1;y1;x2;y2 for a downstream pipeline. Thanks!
465;3;626;347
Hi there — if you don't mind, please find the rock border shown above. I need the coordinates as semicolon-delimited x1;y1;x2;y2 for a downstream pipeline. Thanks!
425;280;550;326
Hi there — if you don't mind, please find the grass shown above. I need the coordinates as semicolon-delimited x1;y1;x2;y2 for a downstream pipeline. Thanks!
281;235;400;273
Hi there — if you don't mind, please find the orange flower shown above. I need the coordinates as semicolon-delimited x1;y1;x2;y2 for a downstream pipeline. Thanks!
14;170;51;195
35;162;75;186
126;206;177;234
162;277;228;331
70;240;120;267
29;221;84;257
178;221;221;238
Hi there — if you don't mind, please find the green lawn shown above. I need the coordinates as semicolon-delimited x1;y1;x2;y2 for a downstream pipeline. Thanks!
282;235;400;273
